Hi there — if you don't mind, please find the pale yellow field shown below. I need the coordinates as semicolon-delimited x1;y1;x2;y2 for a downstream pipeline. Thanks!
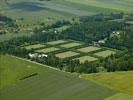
80;71;133;95
77;46;101;53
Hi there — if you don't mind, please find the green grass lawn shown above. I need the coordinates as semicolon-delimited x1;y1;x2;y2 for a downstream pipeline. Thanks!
0;55;54;88
80;71;133;95
36;47;60;53
76;56;98;63
0;55;116;100
60;42;83;48
46;40;68;45
94;50;116;58
56;51;80;59
77;46;101;53
23;44;45;50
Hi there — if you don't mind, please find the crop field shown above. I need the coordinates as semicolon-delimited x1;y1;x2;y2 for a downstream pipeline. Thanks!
77;56;98;63
94;50;116;58
55;51;80;59
60;42;83;48
77;46;101;53
0;55;117;100
23;44;45;50
36;47;60;53
46;40;68;45
80;71;133;95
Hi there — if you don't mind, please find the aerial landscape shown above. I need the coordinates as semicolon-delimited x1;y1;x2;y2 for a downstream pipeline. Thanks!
0;0;133;100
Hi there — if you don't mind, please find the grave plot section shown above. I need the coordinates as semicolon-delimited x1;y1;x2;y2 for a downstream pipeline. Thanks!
77;46;101;53
36;47;60;53
46;40;68;45
94;50;116;58
60;42;83;48
76;56;98;63
23;44;45;50
56;51;80;59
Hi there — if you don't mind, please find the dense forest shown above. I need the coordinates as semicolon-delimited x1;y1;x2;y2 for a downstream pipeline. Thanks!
0;13;133;73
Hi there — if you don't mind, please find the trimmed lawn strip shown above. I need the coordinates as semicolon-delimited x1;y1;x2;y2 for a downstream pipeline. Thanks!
77;46;101;53
36;47;60;53
94;50;116;58
55;51;80;59
76;56;98;63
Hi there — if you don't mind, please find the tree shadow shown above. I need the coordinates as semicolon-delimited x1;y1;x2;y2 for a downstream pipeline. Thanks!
9;2;47;11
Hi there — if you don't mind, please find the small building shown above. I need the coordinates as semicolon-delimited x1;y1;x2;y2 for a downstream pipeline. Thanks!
28;53;48;61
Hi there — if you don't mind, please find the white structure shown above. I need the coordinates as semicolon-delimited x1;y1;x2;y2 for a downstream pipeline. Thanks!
98;40;105;44
29;53;48;60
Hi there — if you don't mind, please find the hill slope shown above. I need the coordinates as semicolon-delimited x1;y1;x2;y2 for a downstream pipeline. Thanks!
0;55;116;100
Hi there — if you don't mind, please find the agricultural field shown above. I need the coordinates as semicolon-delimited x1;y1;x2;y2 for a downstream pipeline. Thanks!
36;47;60;53
80;71;133;95
105;93;133;100
94;50;116;58
77;46;101;53
0;55;50;88
76;56;98;63
1;0;130;25
55;51;80;59
60;42;83;48
46;40;68;45
66;0;133;13
0;55;117;100
23;44;45;50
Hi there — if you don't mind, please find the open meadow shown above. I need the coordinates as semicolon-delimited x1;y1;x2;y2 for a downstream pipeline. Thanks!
0;55;117;100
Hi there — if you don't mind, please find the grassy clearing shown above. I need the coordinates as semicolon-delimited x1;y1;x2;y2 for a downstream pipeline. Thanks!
77;46;101;53
94;50;116;57
46;40;68;45
76;56;98;63
23;44;45;50
60;42;83;48
56;51;80;59
80;71;133;95
0;55;116;100
105;93;133;100
36;47;60;53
